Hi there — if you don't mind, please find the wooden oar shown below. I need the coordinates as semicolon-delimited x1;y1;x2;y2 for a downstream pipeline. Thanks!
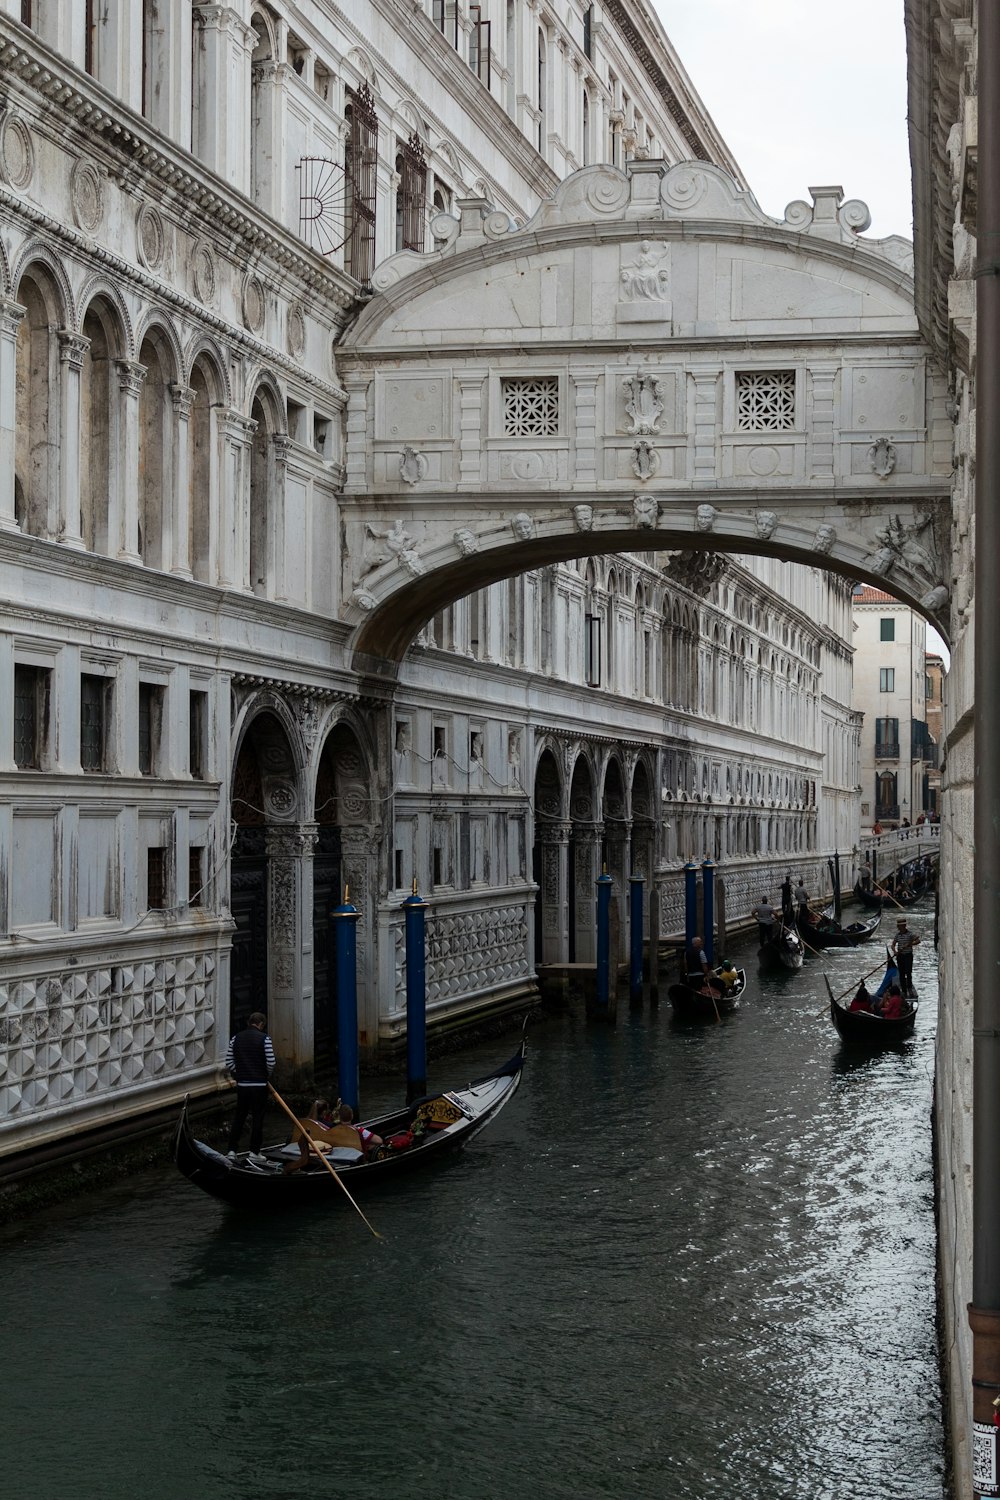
817;956;892;1017
268;1084;383;1241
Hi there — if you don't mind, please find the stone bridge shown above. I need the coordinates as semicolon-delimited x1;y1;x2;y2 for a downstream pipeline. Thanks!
335;162;952;672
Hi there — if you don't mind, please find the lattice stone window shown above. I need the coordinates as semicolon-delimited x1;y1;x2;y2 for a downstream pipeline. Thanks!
502;376;559;436
735;370;796;431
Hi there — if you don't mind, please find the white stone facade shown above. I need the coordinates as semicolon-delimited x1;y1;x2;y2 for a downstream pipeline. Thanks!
0;0;867;1157
851;585;930;829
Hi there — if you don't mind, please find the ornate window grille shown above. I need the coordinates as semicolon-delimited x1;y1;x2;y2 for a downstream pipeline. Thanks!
735;370;796;431
502;376;559;436
345;83;378;284
395;134;427;253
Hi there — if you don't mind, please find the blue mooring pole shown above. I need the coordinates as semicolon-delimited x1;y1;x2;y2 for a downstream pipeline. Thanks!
702;859;716;966
629;875;644;1003
403;884;428;1102
596;871;613;1013
332;890;360;1116
684;861;699;955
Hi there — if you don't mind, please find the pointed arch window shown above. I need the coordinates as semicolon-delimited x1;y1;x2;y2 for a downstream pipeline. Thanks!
345;83;378;284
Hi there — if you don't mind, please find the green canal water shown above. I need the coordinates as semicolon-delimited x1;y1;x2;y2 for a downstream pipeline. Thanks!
3;905;944;1500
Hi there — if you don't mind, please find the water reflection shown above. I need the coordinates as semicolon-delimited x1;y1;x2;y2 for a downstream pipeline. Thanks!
2;904;943;1500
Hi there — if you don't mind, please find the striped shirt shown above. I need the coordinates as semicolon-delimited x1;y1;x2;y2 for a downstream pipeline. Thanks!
225;1026;276;1085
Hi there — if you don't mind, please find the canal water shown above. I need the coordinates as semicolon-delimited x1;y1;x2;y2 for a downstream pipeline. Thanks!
3;904;944;1500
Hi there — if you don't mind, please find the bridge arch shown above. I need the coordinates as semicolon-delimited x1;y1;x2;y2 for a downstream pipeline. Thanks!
337;161;951;673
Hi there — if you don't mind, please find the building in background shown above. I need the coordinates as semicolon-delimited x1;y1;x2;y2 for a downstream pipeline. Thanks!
852;585;930;828
923;652;943;816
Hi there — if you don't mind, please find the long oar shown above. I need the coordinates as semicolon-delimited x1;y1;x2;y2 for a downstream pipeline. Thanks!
817;956;892;1017
268;1084;383;1241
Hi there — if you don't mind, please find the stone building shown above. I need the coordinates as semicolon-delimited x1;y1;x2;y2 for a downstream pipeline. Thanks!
851;584;931;828
0;0;859;1161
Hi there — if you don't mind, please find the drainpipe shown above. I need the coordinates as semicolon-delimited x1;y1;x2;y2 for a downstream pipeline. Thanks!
970;0;1000;1473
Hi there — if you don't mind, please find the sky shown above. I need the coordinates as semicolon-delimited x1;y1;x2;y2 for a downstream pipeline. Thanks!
655;1;912;242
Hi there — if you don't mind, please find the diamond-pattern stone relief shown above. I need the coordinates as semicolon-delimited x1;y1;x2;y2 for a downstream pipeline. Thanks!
425;903;530;1003
0;951;218;1120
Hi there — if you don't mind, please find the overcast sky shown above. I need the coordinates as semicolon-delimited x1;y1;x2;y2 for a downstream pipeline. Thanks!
655;1;912;242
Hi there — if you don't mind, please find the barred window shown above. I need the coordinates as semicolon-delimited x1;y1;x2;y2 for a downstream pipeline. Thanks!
735;370;796;431
502;377;559;436
14;665;49;770
81;673;109;773
395;135;426;253
345;84;378;284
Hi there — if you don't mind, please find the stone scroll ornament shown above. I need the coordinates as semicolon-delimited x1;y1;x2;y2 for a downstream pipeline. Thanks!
624;374;663;435
400;446;428;485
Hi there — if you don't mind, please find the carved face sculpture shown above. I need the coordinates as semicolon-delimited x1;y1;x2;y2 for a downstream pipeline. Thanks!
454;528;478;556
511;512;534;542
695;504;717;533
755;510;778;541
814;524;836;554
573;504;594;532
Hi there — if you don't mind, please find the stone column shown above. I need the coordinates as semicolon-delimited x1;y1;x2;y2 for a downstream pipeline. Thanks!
458;375;485;486
573;822;602;963
0;300;25;533
170;382;196;577
605;818;631;964
538;821;571;963
192;5;254;191
216;407;256;590
265;824;317;1077
342;373;372;493
340;824;380;1053
115;359;145;562
57;329;89;550
250;60;281;215
571;372;599;484
270;433;291;601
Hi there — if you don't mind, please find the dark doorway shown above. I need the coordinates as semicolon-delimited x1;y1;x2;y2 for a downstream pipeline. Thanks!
230;825;267;1033
312;825;342;1073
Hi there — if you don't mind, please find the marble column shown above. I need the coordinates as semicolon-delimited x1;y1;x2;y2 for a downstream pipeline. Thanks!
270;433;291;601
216;407;256;590
115;359;146;562
340;824;379;1053
265;823;317;1076
57;329;89;550
170;382;196;577
538;821;571;963
192;4;254;192
0;299;25;533
573;821;602;963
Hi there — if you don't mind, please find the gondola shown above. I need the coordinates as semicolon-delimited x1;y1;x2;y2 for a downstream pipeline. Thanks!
826;968;917;1045
853;879;924;911
668;966;747;1021
757;921;805;972
174;1038;526;1208
798;909;882;948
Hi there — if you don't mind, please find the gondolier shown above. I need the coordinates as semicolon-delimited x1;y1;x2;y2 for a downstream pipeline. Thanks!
226;1011;277;1165
891;918;921;998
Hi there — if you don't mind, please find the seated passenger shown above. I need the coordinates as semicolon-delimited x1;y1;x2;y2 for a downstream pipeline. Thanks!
338;1103;383;1152
849;983;873;1013
880;986;906;1020
717;958;739;993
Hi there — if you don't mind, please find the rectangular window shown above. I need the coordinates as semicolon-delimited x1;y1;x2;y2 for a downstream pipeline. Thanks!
20;1;32;27
502;376;559;436
875;717;899;757
147;846;167;910
432;0;459;46
345;84;378;284
469;6;492;84
139;683;164;776
396;135;427;253
585;613;602;687
188;847;204;907
432;846;443;885
735;370;796;431
879;667;895;693
189;690;208;779
583;5;593;58
80;674;109;773
880;617;895;641
394;849;404;889
13;665;49;770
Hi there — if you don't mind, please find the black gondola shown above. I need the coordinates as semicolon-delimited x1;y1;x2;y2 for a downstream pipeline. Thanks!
853;880;924;911
668;966;747;1021
798;910;882;948
757;922;805;972
174;1039;526;1208
826;970;917;1045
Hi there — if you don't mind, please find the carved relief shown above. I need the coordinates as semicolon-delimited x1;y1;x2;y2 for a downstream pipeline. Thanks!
71;160;104;234
242;275;266;334
620;241;669;300
754;510;778;541
454;528;479;555
510;512;535;542
695;503;718;533
136;204;165;270
868;437;897;478
573;504;594;532
623;374;663;435
632;493;658;529
190;240;217;306
365;519;424;576
400;447;428;485
0;110;34;190
813;524;837;554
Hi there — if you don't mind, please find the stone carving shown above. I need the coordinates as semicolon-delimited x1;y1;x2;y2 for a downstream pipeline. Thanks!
631;441;659;481
583;169;631;215
632;494;658;529
71;160;104;234
350;588;377;612
662;550;727;595
868;437;897;478
573;504;594;532
242;275;266;334
0;110;34;190
695;503;718;533
507;730;522;786
755;510;778;541
399;446;428;485
660;167;709;213
453;527;479;555
136;204;164;270
366;519;424;576
191;240;217;306
920;584;949;613
813;524;837;554
287;303;306;357
624;374;663;435
868;514;939;585
620;241;669;300
511;512;535;541
266;782;297;818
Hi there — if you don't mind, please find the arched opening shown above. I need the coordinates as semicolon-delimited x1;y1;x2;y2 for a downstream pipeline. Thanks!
79;298;121;555
312;721;371;1070
137;329;172;569
603;757;628;961
531;747;563;965
188;354;222;583
569;755;597;962
14;266;62;539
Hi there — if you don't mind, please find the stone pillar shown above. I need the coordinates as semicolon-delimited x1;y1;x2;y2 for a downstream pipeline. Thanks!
271;433;291;601
146;0;194;149
342;373;372;493
538;821;571;963
571;372;600;485
192;5;254;192
115;359;145;562
0;300;25;533
265;824;317;1076
573;822;602;963
340;824;380;1053
458;375;485;486
250;59;284;216
170;382;196;577
606;818;631;964
216;407;256;590
57;330;89;550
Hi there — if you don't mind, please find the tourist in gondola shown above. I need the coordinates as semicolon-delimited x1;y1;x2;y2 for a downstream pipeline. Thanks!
753;896;777;943
225;1010;277;1164
338;1102;383;1153
718;957;739;993
849;982;874;1013
892;917;921;998
879;985;906;1021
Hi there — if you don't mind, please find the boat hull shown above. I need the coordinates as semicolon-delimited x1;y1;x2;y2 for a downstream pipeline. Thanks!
668;969;746;1021
829;995;917;1045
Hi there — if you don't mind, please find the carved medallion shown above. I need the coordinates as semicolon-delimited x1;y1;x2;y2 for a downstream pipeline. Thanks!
136;204;165;270
242;274;266;334
70;160;104;234
191;240;217;306
0;110;34;191
287;303;306;358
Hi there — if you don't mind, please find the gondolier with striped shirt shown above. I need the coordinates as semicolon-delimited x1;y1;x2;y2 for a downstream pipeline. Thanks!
226;1011;276;1164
